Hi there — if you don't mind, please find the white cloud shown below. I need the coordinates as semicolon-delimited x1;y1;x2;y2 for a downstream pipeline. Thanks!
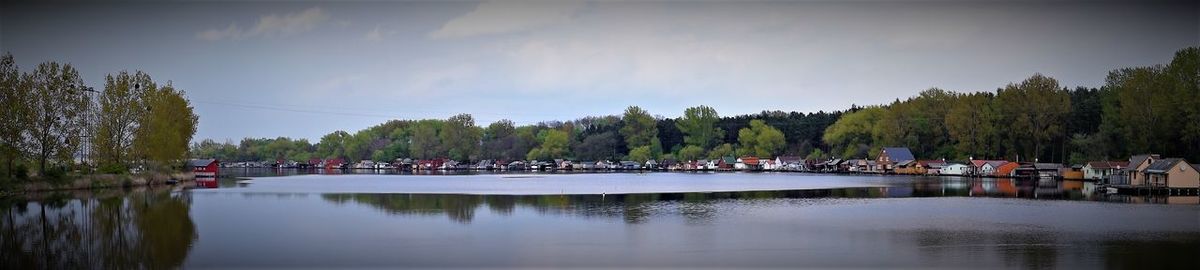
197;7;329;41
429;0;584;39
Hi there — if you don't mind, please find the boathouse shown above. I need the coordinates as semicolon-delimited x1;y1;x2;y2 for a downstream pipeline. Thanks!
190;159;219;188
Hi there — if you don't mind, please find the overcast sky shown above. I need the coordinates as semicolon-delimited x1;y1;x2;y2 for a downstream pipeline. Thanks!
2;0;1196;142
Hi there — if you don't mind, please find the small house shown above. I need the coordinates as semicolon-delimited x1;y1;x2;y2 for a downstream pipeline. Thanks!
189;159;219;188
876;147;916;172
941;163;970;176
1083;161;1128;181
1124;154;1160;186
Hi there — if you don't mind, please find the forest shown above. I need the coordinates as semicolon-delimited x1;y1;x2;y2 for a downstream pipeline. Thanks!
192;47;1199;165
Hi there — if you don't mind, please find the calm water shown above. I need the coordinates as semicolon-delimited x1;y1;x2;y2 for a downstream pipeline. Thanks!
3;173;1198;269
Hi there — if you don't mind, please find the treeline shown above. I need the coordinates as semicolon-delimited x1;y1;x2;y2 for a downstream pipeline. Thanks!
823;47;1200;163
191;107;842;163
193;47;1197;165
0;52;199;183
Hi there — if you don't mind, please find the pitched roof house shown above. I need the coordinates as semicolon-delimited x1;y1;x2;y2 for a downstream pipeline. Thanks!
876;147;915;171
1125;154;1161;186
1144;158;1199;188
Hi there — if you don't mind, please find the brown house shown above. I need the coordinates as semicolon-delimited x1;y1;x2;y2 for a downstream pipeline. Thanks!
1125;154;1160;186
1144;158;1200;188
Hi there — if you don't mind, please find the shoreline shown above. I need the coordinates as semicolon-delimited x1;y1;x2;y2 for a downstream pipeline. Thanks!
2;171;197;196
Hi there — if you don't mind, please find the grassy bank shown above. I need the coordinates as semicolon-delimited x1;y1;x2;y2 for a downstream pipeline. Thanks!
0;171;196;197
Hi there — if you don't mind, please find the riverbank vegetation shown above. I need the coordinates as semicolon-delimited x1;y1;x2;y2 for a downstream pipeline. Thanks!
0;52;199;190
193;47;1197;165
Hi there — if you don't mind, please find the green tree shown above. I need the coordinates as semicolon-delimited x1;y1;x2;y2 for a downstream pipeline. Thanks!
441;114;481;161
25;62;90;173
944;92;999;159
706;143;734;159
628;145;652;162
315;130;350;159
736;119;786;157
132;83;198;168
409;120;442;159
996;74;1070;162
676;105;723;149
677;145;705;161
822;107;885;158
526;129;568;160
620;106;658;149
572;131;619;161
0;52;27;178
93;71;152;169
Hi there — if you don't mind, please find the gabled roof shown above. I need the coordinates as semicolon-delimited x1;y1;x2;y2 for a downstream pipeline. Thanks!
1145;158;1185;173
1086;161;1129;170
881;147;915;162
1126;154;1160;171
722;156;737;164
984;161;1008;168
189;159;217;167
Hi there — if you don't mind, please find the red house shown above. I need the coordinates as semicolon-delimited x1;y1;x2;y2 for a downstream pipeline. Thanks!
190;159;219;188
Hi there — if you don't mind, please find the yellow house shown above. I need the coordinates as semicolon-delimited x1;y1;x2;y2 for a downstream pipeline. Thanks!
1144;158;1200;188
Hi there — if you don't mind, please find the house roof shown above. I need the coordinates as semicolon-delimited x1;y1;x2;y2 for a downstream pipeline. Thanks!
1145;158;1185;173
881;147;915;162
722;156;737;164
740;156;760;165
1126;154;1159;171
1086;161;1129;169
1034;163;1063;170
984;161;1008;168
189;159;217;167
995;162;1020;175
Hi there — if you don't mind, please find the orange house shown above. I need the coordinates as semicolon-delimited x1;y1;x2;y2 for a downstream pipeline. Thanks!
993;162;1019;178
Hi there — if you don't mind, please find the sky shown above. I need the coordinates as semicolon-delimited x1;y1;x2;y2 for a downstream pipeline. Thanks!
2;0;1197;143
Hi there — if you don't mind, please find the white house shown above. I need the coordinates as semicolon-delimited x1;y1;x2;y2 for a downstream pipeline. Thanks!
1083;161;1129;180
941;163;970;175
979;161;1007;176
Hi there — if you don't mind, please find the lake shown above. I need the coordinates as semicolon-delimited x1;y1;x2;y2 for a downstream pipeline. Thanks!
3;172;1198;268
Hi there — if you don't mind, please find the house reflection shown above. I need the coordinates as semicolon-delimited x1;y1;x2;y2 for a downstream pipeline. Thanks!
319;177;1198;223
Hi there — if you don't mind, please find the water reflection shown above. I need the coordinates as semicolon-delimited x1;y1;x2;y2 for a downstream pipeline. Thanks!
0;187;196;269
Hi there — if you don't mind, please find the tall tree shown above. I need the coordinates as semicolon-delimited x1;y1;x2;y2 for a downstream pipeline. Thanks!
736;119;786;157
0;53;27;176
132;83;198;167
315;130;350;159
25;62;90;172
93;71;152;168
409;120;442;159
441;114;481;161
944;92;999;159
822;107;885;159
620;106;659;149
526;129;568;160
995;74;1070;162
675;105;723;150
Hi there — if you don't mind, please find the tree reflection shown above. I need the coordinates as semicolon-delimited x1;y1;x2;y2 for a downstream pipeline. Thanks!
0;188;196;269
319;190;886;224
